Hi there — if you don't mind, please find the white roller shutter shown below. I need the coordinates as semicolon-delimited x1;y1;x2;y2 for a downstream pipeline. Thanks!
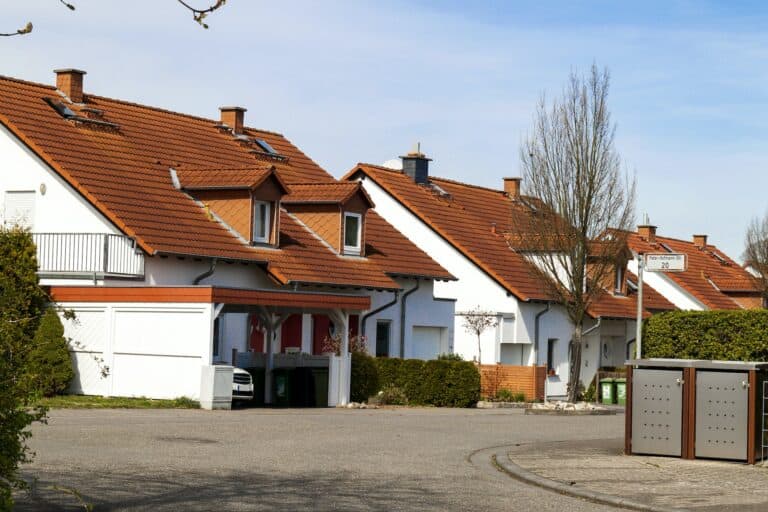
4;191;35;228
411;326;442;360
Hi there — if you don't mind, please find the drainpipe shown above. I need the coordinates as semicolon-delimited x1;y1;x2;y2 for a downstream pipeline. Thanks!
533;302;551;366
193;258;217;285
361;290;400;338
399;280;420;358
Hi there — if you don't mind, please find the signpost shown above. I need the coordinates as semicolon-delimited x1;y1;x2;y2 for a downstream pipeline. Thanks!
636;253;687;359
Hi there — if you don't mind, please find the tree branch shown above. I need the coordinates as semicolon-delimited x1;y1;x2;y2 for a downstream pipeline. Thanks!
176;0;227;29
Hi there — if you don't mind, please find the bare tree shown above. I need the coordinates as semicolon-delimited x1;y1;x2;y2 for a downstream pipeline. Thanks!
2;0;227;37
461;306;498;364
744;211;768;305
511;64;636;402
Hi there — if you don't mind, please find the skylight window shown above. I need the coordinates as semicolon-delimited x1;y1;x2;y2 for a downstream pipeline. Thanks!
254;139;278;155
45;98;76;119
659;242;674;253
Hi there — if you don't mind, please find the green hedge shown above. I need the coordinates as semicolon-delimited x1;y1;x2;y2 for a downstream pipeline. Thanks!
644;310;768;361
375;358;480;407
350;352;379;403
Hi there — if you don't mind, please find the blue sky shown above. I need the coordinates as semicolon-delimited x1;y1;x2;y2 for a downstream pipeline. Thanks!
1;1;766;259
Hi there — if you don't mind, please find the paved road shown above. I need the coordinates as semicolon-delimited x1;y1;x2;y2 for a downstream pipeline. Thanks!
15;407;624;511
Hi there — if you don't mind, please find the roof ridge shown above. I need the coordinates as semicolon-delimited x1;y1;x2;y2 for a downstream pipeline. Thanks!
178;164;272;172
0;74;285;137
357;162;514;196
290;181;357;187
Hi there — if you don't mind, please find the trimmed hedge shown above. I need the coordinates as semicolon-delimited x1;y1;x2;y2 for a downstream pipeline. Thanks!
644;310;768;361
350;352;379;403
375;357;480;408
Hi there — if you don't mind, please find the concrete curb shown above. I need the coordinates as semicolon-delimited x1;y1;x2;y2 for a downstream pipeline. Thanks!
524;408;616;416
492;450;685;512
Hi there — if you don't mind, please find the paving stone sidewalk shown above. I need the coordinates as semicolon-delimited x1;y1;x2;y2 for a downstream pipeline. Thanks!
505;438;768;511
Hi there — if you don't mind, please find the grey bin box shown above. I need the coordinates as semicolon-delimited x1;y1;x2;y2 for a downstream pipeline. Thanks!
625;359;768;464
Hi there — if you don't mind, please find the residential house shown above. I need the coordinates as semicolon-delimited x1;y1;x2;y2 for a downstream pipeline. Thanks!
625;225;765;310
345;151;675;396
0;69;455;405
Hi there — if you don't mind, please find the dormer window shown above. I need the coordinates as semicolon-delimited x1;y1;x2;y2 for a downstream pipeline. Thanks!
252;200;272;244
614;265;624;295
343;212;362;254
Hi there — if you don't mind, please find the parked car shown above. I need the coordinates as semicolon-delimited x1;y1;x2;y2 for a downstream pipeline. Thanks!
232;367;254;401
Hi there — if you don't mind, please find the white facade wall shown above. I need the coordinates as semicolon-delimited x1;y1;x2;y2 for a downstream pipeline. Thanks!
60;301;214;400
627;258;705;311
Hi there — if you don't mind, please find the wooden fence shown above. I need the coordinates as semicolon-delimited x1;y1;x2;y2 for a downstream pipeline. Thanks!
478;364;546;402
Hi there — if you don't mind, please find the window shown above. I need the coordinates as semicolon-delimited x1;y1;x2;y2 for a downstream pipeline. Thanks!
614;265;624;294
343;212;362;253
252;200;271;243
499;316;515;343
213;317;221;359
4;191;35;229
547;338;557;372
375;320;391;357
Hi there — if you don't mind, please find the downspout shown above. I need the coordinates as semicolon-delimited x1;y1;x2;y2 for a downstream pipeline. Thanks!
193;258;217;285
399;280;420;358
361;290;400;338
533;302;551;366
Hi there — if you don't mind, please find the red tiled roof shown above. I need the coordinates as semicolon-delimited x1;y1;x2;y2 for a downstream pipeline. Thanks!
625;231;761;310
626;271;677;312
283;182;372;206
176;165;288;192
346;163;552;301
0;74;451;289
587;272;676;320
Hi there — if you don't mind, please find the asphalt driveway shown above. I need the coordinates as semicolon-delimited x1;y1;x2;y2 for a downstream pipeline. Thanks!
15;407;624;511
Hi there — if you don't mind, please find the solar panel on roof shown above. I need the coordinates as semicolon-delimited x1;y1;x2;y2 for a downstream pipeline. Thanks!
254;139;278;155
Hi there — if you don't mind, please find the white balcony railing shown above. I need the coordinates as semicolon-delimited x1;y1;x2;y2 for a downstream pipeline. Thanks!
32;233;144;278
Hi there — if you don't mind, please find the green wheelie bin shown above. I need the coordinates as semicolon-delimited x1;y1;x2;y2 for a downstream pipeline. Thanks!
600;378;615;405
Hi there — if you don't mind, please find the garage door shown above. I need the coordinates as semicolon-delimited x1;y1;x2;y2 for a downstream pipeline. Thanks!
411;326;442;360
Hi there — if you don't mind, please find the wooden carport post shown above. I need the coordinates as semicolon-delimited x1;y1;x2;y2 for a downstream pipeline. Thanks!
255;306;287;405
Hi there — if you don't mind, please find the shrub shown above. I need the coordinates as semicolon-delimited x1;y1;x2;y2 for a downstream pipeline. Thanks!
437;353;463;361
0;227;49;509
376;384;408;405
350;351;379;402
374;357;480;407
643;310;768;361
27;308;74;397
494;388;525;402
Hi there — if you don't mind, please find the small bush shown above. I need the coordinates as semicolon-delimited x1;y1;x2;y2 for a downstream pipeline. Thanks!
644;310;768;361
350;351;379;402
374;357;480;407
582;381;596;402
437;353;463;361
493;388;527;403
26;308;74;397
376;385;408;405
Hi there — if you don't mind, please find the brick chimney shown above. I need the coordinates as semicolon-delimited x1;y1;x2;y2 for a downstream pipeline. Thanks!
693;234;708;249
54;68;86;103
219;106;247;134
637;224;657;244
503;177;521;198
400;142;431;185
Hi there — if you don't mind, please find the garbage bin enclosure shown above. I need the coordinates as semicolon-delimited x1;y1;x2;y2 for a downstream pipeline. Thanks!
630;369;684;456
625;359;768;464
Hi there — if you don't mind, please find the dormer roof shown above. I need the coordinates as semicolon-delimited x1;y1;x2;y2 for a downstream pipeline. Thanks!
283;182;373;208
176;165;290;193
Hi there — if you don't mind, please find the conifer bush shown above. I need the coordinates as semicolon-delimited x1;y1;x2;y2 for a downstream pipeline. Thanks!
0;227;49;509
27;308;74;397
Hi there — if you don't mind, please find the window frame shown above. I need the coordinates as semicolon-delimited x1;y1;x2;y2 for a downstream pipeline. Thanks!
252;199;272;244
547;338;557;372
375;319;391;358
343;212;362;254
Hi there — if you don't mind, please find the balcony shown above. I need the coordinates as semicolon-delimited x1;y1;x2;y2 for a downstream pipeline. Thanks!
32;233;145;279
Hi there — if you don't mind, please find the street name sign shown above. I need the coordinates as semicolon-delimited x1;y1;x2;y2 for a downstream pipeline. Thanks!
645;253;687;272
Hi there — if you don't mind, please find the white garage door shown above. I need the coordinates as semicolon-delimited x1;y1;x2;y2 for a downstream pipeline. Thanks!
411;326;442;360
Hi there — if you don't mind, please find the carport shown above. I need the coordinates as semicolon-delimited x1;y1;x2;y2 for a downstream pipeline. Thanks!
210;287;370;406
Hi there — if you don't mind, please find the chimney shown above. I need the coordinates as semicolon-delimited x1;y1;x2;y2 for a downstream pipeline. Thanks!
400;142;431;185
219;106;247;134
638;224;657;244
54;68;86;103
503;177;521;198
693;234;708;249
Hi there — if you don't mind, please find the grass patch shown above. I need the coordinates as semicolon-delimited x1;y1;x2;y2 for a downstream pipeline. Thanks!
39;395;200;409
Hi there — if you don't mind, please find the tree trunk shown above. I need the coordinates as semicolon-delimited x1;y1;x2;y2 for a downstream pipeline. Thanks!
567;325;583;402
477;334;482;364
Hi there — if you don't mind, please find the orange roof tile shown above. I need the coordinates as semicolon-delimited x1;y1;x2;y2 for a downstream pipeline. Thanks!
625;231;761;310
176;165;288;192
347;163;552;301
283;182;372;206
0;74;451;289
